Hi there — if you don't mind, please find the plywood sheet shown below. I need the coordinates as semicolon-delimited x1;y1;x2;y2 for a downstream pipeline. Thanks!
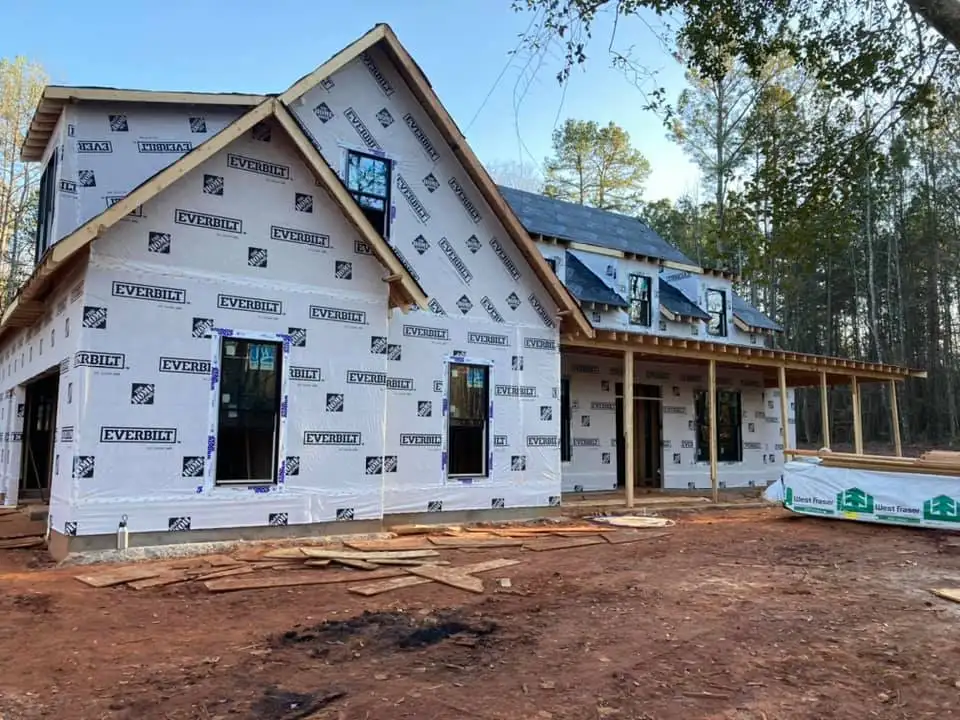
76;565;164;588
301;548;439;560
347;557;521;597
404;564;484;593
205;568;406;593
343;537;433;551
428;537;524;548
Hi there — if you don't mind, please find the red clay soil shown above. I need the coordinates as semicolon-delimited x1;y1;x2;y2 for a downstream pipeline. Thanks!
1;508;960;719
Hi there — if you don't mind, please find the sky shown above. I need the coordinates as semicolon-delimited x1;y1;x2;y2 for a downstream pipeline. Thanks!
2;0;702;203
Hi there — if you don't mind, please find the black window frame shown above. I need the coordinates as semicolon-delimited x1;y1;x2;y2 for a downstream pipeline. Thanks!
706;289;728;337
628;273;652;327
344;149;392;240
446;362;491;478
694;389;743;463
214;337;284;486
34;148;59;264
560;377;571;462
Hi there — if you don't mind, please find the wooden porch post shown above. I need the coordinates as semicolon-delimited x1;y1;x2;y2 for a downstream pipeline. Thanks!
708;359;718;504
819;371;830;450
778;365;790;457
889;379;902;457
850;376;864;455
624;350;635;509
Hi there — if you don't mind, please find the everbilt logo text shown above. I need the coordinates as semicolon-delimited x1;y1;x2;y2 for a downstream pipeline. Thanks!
137;141;192;153
527;435;559;447
344;107;381;151
402;113;440;162
396;174;431;224
468;332;508;346
217;294;283;315
100;426;177;443
159;357;211;375
310;306;366;324
74;351;125;369
290;366;323;382
448;177;482;224
346;370;387;386
303;431;362;446
400;434;442;446
403;325;449;340
175;209;242;234
439;237;472;284
112;281;186;304
496;385;537;398
227;153;290;179
489;237;522;281
270;225;330;248
524;337;556;351
76;141;112;153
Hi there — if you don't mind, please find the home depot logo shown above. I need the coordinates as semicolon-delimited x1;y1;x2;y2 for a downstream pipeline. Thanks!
192;318;215;338
112;281;186;304
174;209;242;234
248;247;268;268
137;141;192;153
72;455;95;479
82;306;107;329
284;456;300;476
365;455;398;474
130;383;155;405
287;327;307;347
226;152;290;180
325;393;344;412
148;232;171;254
269;226;330;249
181;456;205;478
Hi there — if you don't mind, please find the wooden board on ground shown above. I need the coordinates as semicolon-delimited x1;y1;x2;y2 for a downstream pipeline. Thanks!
603;530;673;545
428;536;523;548
405;564;484;593
343;537;433;552
301;548;439;560
347;558;521;597
552;532;605;539
302;560;332;568
166;554;241;569
389;524;455;536
331;557;380;571
0;536;44;549
77;565;164;588
464;525;608;536
128;569;201;590
930;588;960;603
366;558;450;567
261;547;309;559
193;566;255;581
205;567;406;593
522;536;607;552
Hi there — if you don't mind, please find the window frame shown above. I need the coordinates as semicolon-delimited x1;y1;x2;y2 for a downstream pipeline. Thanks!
202;327;291;493
34;148;59;264
627;273;653;327
694;389;743;463
705;288;728;337
444;357;493;480
560;377;572;462
344;148;392;240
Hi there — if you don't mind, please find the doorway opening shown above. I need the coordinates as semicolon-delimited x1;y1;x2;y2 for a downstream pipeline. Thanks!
615;382;662;489
19;368;60;501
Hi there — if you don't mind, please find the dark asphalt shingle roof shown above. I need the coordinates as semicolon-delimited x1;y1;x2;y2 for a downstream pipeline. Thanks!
732;292;782;332
658;278;710;321
498;185;696;266
564;252;628;308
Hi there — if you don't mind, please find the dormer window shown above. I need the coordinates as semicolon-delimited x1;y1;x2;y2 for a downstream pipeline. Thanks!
628;273;652;327
706;289;727;337
345;150;391;239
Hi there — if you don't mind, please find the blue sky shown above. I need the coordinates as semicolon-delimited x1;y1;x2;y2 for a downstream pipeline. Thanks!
3;0;701;202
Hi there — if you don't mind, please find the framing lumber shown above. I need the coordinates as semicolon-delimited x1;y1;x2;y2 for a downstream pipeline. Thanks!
343;537;433;551
778;365;790;459
347;558;520;596
330;557;381;571
300;548;439;560
820;371;831;450
851;376;864;455
625;350;635;508
428;536;524;548
890;379;902;457
709;359;719;504
404;564;484;593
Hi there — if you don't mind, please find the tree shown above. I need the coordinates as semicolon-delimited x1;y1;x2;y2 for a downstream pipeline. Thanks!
543;119;651;214
0;57;47;304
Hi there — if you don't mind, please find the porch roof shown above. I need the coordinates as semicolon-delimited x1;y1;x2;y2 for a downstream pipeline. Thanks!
561;329;926;387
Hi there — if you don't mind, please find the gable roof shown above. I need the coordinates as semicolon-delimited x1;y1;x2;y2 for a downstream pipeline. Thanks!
22;86;266;162
564;252;628;308
658;277;710;321
732;292;782;333
2;98;427;337
278;24;594;338
498;185;697;268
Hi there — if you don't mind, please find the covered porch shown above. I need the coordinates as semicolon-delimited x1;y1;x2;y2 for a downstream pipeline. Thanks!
560;329;927;508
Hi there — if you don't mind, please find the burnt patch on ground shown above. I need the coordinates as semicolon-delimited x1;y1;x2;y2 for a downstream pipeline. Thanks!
250;687;345;720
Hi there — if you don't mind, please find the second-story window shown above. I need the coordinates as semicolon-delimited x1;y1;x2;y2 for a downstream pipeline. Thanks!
628;273;652;327
345;150;391;239
34;148;59;263
706;289;727;337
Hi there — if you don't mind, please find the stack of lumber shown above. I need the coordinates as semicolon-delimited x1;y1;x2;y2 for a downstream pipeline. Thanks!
0;506;46;548
789;448;960;477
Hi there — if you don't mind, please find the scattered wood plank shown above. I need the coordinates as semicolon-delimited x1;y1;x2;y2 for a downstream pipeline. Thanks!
192;566;255;582
300;548;440;560
364;558;451;567
261;547;309;559
205;567;407;593
76;565;164;588
128;570;201;590
552;532;605;539
331;557;381;571
603;530;673;545
930;588;960;603
0;536;44;549
404;564;484;593
390;524;454;536
166;554;241;570
522;536;607;552
347;558;521;597
343;537;433;551
302;560;332;568
465;525;609;536
428;536;524;548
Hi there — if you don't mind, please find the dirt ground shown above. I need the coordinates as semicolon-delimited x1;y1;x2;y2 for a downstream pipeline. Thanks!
1;508;960;719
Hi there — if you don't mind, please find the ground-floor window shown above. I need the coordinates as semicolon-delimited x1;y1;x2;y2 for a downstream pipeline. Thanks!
447;363;489;477
694;389;742;463
560;378;571;462
215;337;283;485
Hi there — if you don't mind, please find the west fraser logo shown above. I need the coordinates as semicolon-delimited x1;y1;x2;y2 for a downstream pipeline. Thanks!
489;237;522;281
480;297;504;323
130;383;155;405
78;170;96;187
496;385;537;398
335;261;352;280
417;401;432;417
74;351;124;369
343;107;381;151
159;357;210;375
290;366;323;382
189;117;207;133
148;231;171;254
112;281;186;304
423;173;440;192
376;108;394;127
217;294;282;315
347;370;387;386
76;141;112;153
108;114;128;131
137;141;192;153
526;435;558;447
203;174;224;195
402;113;440;162
270;225;330;248
310;306;367;325
182;456;205;477
59;179;78;195
401;434;442;446
175;209;242;234
248;247;268;268
192;318;215;338
313;102;334;123
439;237;472;284
403;325;449;341
448;177;482;224
361;52;395;96
294;193;313;213
304;431;362;446
387;377;414;391
288;327;307;347
396;174;431;224
326;393;344;412
528;293;556;328
468;332;508;347
100;426;177;443
73;455;95;479
227;153;290;180
82;306;108;329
